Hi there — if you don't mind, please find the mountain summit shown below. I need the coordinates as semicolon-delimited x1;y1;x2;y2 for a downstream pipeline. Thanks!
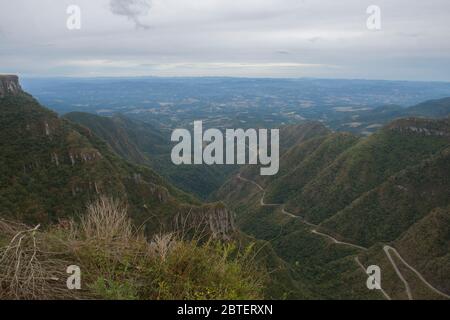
0;75;22;97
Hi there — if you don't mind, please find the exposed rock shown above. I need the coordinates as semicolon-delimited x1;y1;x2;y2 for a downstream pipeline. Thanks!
387;118;450;137
0;75;22;97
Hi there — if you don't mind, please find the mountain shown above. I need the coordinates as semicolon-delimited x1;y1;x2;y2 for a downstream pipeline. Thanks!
216;116;450;299
64;112;237;200
408;97;450;118
3;74;449;300
64;112;167;166
394;206;450;294
286;118;450;223
0;75;22;97
0;76;308;300
330;97;450;134
322;144;450;246
0;76;242;240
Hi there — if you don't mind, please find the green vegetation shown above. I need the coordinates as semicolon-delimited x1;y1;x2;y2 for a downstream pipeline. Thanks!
217;117;450;299
288;120;450;223
0;93;200;226
0;197;265;300
394;206;450;294
65;112;237;200
322;147;450;246
2;86;449;300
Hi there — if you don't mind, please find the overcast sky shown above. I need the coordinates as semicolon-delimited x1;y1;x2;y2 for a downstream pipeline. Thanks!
1;0;450;80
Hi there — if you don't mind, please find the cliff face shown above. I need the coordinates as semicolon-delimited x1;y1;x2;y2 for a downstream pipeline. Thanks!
0;75;22;97
387;118;450;137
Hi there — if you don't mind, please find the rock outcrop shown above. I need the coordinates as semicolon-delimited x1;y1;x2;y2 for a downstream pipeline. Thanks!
387;118;450;137
0;75;22;97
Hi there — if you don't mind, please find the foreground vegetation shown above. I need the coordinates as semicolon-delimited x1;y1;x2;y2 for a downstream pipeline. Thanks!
0;197;265;300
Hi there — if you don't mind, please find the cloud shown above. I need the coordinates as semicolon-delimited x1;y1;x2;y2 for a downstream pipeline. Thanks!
109;0;152;29
308;37;321;43
1;0;450;80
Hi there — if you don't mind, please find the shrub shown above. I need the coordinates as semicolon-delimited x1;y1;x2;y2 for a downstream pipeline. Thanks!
0;197;266;300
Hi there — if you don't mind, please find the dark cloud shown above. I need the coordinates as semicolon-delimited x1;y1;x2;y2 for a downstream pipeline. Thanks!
110;0;152;29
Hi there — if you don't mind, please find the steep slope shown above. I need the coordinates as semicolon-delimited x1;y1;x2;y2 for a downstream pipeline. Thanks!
0;75;22;97
407;97;450;118
394;206;450;295
64;112;237;199
264;132;360;204
216;116;450;299
64;112;168;164
286;118;450;223
0;81;240;240
329;96;450;134
235;121;331;185
278;121;331;151
321;146;450;246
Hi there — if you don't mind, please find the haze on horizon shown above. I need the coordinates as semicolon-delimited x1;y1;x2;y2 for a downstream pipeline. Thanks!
1;0;450;81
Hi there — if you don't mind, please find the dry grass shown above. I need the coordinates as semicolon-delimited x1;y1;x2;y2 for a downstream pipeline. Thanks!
79;197;132;242
148;233;176;262
0;197;266;300
0;220;71;300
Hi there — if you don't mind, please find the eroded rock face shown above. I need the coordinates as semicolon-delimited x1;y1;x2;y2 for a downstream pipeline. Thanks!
387;118;450;137
0;75;22;97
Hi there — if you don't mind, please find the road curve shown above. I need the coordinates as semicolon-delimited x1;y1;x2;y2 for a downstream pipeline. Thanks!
236;173;450;300
354;257;392;300
237;174;367;251
384;246;450;300
311;229;368;251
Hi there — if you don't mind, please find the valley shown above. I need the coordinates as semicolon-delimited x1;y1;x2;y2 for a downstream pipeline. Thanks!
1;75;449;300
237;171;450;300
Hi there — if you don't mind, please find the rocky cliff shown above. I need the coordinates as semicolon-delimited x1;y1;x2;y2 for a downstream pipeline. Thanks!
0;75;22;97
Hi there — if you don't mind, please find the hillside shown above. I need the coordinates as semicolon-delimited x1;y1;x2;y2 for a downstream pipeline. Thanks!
330;97;450;134
408;97;450;118
0;77;308;300
238;118;450;224
291;118;449;223
0;85;247;241
321;146;450;246
216;116;450;299
394;206;450;294
64;112;237;200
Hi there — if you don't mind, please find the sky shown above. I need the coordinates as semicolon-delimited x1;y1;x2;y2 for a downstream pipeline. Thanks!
1;0;450;81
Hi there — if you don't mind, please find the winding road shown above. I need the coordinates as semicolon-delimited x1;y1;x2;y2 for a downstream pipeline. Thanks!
383;246;450;299
237;174;367;250
236;173;450;300
355;257;392;300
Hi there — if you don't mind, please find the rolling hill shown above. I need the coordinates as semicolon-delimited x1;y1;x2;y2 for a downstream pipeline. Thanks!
216;115;450;299
0;80;244;240
64;112;238;200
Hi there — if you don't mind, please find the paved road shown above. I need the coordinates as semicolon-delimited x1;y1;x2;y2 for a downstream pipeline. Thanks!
384;245;450;300
355;257;392;300
236;173;450;300
311;229;368;251
237;174;367;251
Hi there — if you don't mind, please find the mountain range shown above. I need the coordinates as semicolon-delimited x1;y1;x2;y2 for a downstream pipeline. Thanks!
1;75;449;300
216;117;450;299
